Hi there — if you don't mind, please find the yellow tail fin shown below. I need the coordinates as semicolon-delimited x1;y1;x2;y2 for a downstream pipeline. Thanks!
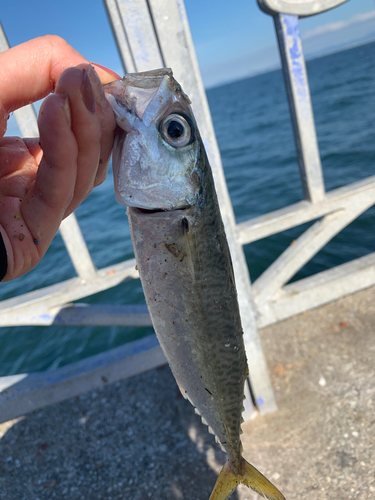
209;457;286;500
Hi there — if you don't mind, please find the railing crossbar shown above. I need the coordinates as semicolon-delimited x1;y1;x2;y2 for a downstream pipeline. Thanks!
254;192;374;304
0;334;166;424
0;259;138;321
238;175;375;244
257;251;375;327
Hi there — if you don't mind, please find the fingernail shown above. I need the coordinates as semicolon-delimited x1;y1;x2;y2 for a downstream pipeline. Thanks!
62;94;71;127
87;64;108;108
90;62;122;83
81;69;96;113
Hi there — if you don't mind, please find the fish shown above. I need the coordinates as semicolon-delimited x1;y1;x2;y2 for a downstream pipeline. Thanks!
104;68;286;500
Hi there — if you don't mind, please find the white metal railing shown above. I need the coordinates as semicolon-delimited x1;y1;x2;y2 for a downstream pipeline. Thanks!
1;0;373;424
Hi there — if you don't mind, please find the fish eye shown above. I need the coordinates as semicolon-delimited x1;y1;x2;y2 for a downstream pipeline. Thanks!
161;114;191;148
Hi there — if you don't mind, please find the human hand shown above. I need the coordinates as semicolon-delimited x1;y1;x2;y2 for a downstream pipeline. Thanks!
0;35;120;282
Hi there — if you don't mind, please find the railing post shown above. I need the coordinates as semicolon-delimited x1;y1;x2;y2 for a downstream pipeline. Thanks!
104;0;164;73
104;0;278;416
59;214;97;280
102;0;136;73
274;14;325;203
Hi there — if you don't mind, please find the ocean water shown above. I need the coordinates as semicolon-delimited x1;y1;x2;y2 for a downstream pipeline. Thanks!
1;41;374;376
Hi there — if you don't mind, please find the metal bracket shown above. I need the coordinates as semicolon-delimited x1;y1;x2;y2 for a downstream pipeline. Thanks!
257;0;350;17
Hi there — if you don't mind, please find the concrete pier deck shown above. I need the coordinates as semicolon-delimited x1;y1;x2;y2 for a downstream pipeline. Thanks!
1;286;374;500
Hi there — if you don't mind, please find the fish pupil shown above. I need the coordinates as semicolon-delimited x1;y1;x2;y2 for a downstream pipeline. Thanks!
168;121;184;139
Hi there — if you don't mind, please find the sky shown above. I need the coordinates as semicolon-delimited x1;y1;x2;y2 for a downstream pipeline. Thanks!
1;0;374;134
188;0;375;86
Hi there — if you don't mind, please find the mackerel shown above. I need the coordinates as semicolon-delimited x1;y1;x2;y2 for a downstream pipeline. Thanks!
105;69;285;500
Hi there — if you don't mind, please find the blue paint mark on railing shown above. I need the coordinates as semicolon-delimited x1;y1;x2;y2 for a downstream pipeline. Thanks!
39;313;54;322
282;14;308;103
283;13;298;37
257;396;265;407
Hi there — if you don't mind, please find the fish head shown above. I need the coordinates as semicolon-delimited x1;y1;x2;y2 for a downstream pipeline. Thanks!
104;69;203;211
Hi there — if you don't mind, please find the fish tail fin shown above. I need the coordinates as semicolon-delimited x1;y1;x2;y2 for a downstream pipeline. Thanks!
210;457;286;500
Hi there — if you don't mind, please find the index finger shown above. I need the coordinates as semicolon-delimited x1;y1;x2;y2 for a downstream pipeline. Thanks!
0;35;88;113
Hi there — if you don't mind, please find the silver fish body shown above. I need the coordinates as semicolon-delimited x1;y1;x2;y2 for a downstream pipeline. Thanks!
105;69;285;500
128;161;247;460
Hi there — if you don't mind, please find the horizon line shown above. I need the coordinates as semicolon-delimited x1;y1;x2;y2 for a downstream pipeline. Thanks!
204;37;375;91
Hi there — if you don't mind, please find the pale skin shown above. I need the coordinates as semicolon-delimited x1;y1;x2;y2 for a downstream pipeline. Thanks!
0;35;121;282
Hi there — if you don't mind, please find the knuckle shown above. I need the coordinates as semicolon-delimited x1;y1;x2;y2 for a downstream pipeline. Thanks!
43;34;70;52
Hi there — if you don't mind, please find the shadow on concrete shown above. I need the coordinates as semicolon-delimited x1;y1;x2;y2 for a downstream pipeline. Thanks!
0;364;239;500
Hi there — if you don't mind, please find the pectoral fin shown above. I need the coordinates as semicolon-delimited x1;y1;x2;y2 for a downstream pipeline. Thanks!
209;458;286;500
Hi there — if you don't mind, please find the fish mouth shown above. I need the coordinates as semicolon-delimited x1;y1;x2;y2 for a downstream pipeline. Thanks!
135;205;191;215
137;207;165;214
133;205;191;215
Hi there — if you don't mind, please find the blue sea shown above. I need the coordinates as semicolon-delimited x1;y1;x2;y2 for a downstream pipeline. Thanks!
1;41;374;376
